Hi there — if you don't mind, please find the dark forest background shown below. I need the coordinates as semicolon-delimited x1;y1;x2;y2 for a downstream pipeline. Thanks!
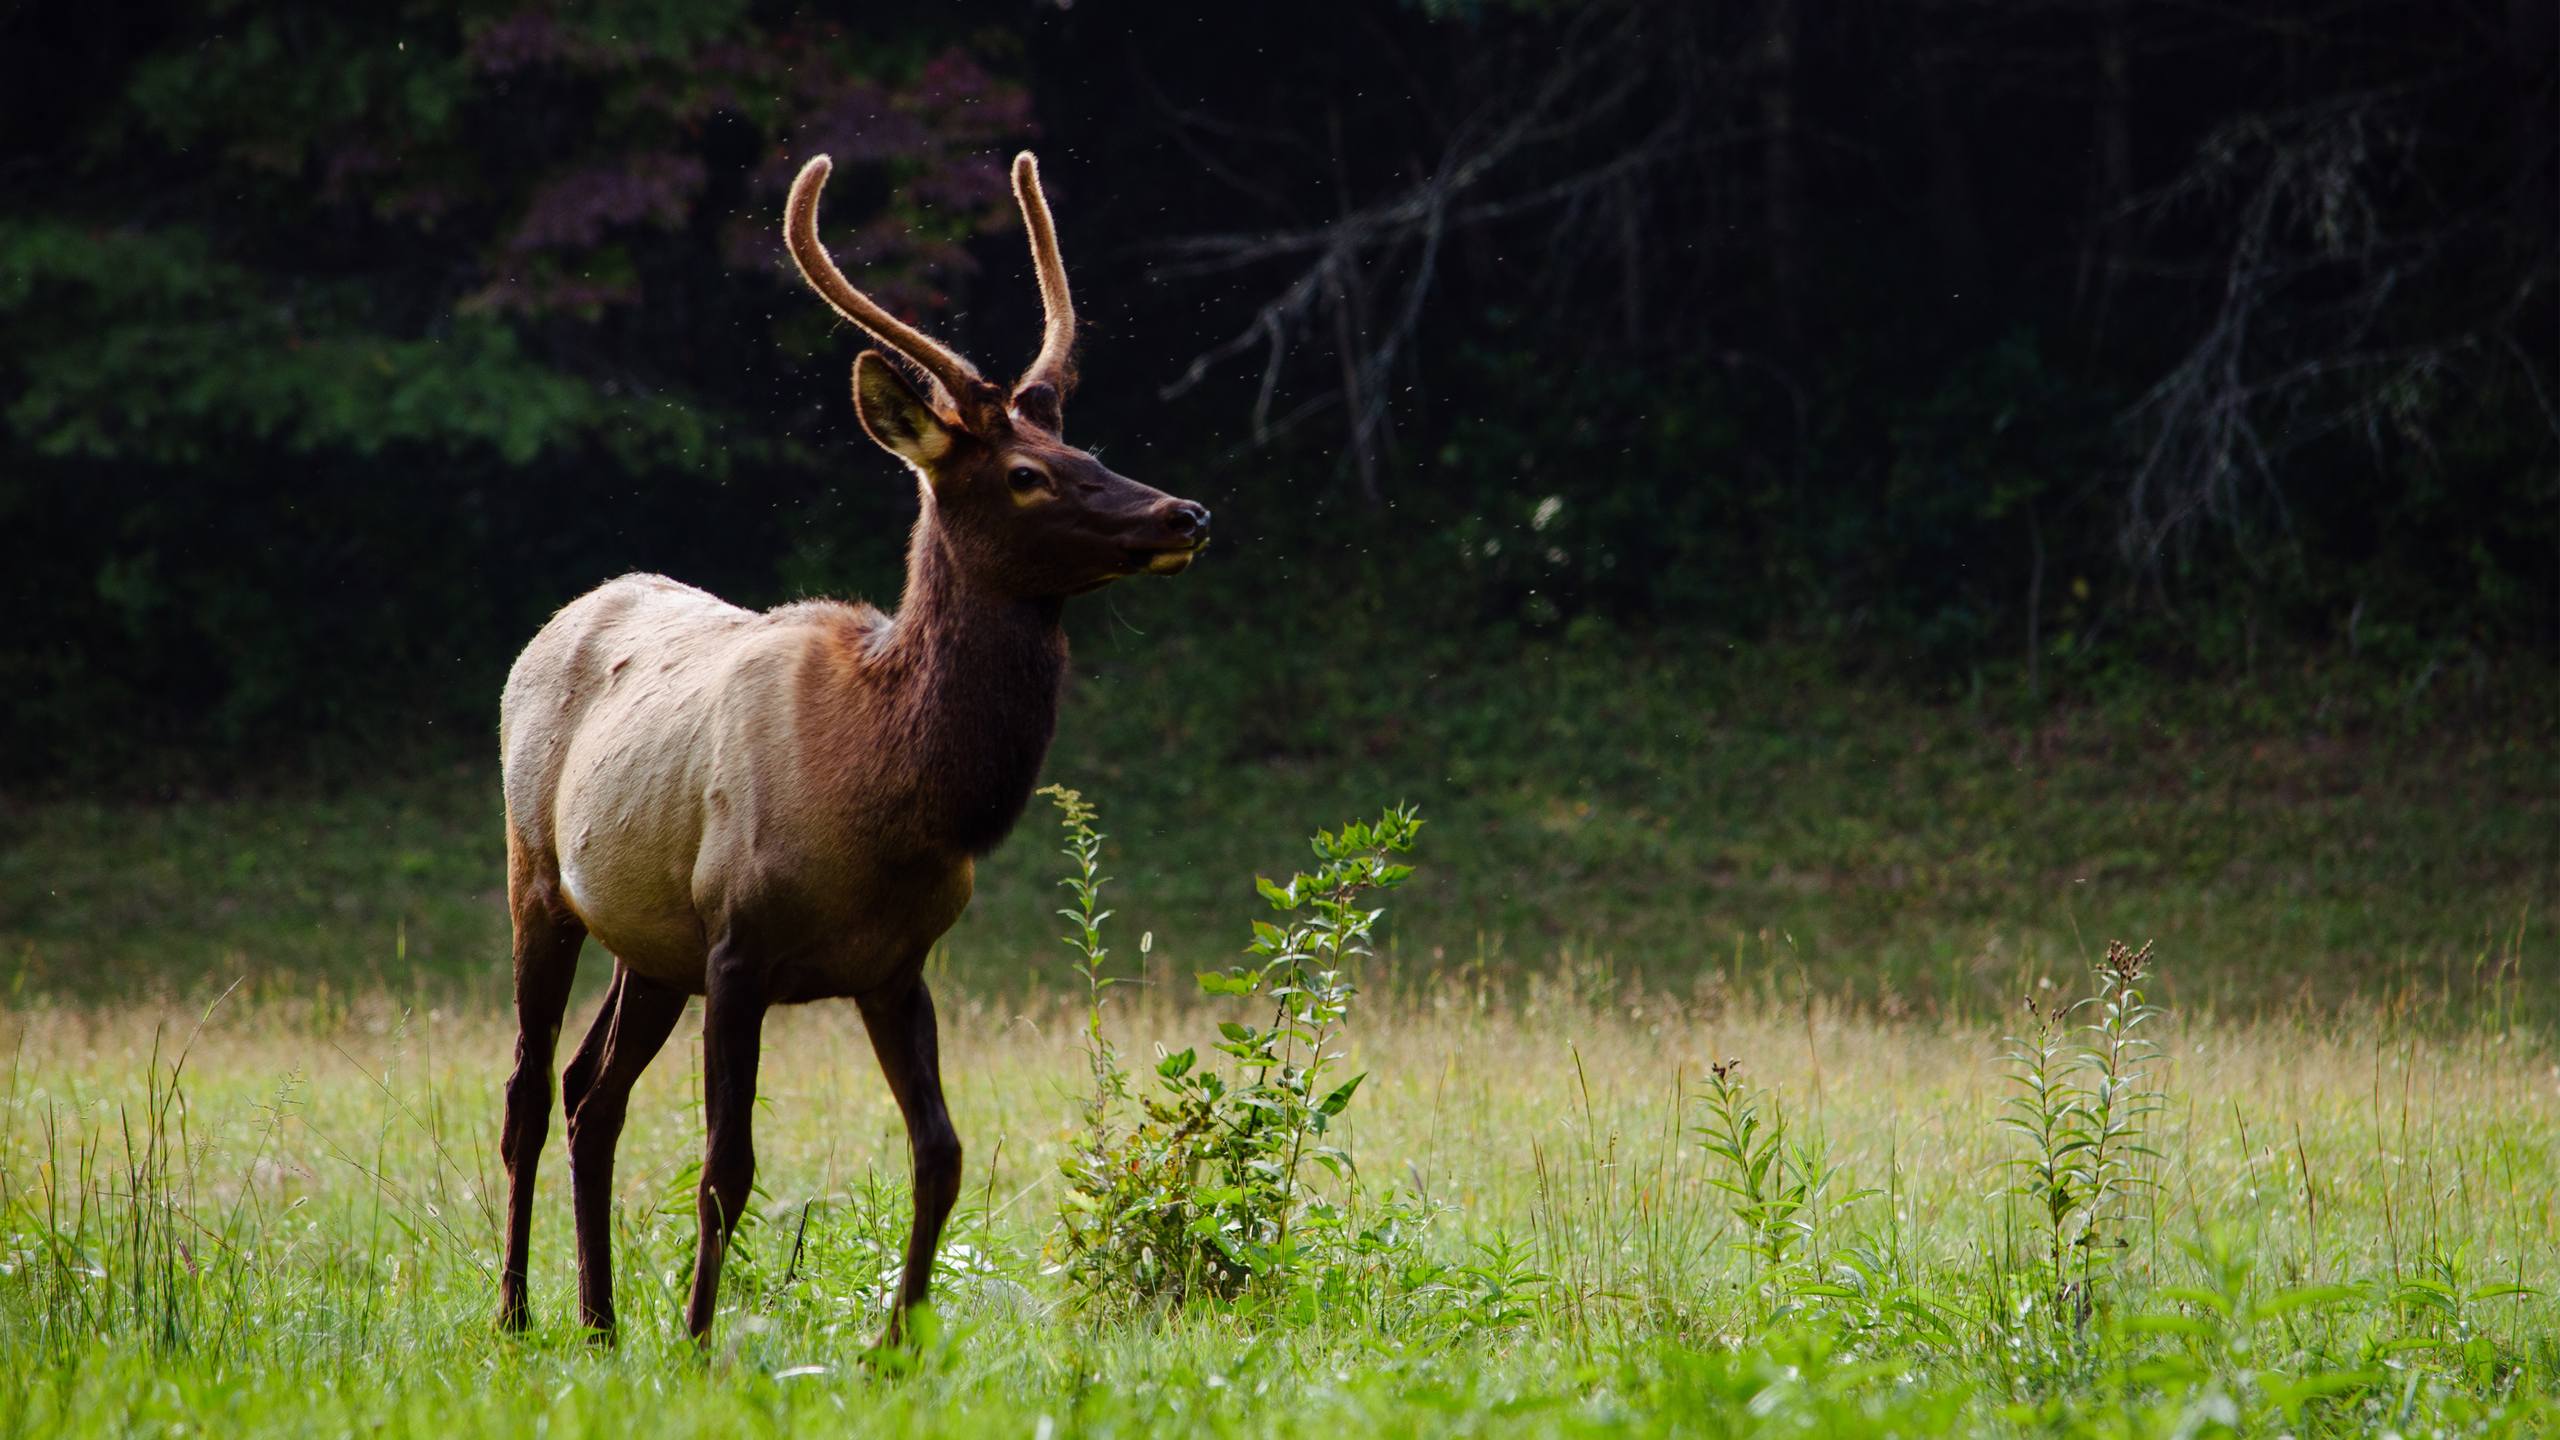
3;0;2554;787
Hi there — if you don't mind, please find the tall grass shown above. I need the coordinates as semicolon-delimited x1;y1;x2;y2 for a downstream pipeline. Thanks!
0;799;2551;1435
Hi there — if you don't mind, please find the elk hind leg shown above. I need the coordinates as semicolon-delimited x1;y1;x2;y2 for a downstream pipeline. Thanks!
559;967;626;1122
684;941;766;1340
497;829;586;1332
565;965;686;1337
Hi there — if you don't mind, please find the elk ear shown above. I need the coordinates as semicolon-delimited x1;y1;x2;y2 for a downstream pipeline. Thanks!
852;350;956;471
1010;382;1064;436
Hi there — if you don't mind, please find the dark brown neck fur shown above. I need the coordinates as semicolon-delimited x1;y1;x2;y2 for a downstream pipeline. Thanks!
864;513;1067;857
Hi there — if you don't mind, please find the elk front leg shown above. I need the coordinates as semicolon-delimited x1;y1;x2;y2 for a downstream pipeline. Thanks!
565;966;686;1338
684;945;766;1340
857;974;962;1347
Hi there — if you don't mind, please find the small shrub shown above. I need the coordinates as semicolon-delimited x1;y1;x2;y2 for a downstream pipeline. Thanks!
1046;787;1423;1306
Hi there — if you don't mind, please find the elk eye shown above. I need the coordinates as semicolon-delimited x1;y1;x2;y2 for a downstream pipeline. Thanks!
1007;465;1047;493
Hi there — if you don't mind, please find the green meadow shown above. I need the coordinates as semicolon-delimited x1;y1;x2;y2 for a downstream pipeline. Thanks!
3;643;2555;1437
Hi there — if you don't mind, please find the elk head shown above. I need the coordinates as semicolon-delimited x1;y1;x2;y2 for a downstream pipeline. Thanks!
785;153;1210;599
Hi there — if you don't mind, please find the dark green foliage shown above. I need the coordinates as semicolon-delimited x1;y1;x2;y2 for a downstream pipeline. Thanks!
1431;328;2122;674
3;0;2552;783
1;2;1022;775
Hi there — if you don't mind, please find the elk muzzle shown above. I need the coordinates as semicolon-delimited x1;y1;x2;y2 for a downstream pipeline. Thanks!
1137;500;1212;574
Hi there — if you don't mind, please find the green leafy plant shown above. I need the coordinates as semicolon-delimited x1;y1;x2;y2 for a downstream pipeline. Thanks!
1694;1058;1873;1323
2099;1227;2383;1434
1999;939;2167;1328
1038;784;1128;1139
1048;791;1423;1305
2075;941;2165;1289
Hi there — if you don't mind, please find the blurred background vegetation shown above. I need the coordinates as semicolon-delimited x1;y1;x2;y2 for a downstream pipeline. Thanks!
1;1;2552;1008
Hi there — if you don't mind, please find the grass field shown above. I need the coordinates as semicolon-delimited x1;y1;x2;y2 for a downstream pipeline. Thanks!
3;640;2553;1434
6;636;2553;1019
1;953;2553;1436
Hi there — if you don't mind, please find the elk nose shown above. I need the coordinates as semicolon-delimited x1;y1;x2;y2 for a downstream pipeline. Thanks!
1165;501;1211;540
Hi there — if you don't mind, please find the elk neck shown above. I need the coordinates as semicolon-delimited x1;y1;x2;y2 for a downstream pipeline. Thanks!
845;510;1068;857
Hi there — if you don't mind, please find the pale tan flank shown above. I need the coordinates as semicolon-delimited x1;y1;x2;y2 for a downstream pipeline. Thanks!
501;574;977;993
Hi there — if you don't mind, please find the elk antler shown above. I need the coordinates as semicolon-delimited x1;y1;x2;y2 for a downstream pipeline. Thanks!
1010;152;1078;424
784;155;1000;428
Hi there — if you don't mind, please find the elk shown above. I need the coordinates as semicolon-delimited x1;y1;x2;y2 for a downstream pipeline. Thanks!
493;151;1209;1345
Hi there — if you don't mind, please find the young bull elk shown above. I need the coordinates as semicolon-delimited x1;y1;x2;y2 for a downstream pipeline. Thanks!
493;152;1209;1344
